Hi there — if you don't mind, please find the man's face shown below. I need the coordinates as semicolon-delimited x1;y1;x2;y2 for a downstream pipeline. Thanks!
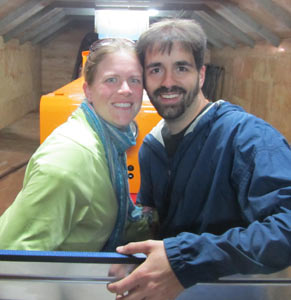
144;42;202;120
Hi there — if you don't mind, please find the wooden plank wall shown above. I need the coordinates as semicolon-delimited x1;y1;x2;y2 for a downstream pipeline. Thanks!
41;21;93;94
211;38;291;142
0;37;41;130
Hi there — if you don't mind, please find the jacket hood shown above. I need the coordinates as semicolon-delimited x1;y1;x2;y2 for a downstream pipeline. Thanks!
143;100;246;150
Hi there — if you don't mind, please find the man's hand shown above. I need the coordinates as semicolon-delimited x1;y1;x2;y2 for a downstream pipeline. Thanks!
107;240;184;300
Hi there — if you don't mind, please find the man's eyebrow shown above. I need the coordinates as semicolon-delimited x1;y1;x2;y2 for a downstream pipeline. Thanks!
146;61;194;69
146;62;161;69
175;61;194;67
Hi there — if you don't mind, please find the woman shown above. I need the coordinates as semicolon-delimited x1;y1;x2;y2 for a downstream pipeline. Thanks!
0;38;151;252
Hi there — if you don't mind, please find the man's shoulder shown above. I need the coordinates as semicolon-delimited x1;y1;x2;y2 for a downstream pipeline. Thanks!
143;119;165;146
212;100;263;129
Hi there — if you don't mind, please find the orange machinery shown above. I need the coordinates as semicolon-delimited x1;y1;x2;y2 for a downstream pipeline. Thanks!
40;73;161;200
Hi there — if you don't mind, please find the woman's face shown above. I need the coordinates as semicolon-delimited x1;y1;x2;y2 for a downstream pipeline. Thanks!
83;51;143;128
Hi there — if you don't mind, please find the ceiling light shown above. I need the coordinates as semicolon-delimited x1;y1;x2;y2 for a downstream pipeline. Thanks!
148;9;159;16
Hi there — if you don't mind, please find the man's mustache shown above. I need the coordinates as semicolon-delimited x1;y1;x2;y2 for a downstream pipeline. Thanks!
153;86;186;97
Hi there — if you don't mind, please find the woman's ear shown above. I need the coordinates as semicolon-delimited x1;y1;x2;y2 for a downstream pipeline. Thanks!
83;82;92;102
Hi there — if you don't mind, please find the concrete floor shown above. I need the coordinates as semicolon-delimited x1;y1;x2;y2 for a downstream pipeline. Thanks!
0;111;40;215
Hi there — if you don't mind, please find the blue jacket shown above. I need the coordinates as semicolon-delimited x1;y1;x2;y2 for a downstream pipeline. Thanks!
137;100;291;288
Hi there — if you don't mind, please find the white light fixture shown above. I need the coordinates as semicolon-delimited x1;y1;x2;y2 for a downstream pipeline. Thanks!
95;10;149;40
148;9;159;17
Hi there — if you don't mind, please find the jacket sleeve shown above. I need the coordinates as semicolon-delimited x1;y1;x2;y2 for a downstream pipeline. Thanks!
0;161;80;250
164;130;291;288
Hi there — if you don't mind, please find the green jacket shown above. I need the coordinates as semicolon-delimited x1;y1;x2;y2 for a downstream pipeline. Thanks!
0;108;150;251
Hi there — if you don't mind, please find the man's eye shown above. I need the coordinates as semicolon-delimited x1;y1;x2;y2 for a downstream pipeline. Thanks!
150;68;160;74
177;66;188;72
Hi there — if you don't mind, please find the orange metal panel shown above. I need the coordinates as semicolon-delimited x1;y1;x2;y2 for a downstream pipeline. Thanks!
40;78;85;143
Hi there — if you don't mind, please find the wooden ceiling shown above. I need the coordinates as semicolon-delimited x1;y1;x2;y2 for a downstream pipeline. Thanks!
0;0;290;48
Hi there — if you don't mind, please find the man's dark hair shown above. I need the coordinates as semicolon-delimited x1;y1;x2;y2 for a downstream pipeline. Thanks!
136;18;207;71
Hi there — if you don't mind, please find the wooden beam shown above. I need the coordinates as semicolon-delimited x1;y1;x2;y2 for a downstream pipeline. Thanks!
214;1;281;46
38;24;73;46
203;32;224;49
176;10;223;49
39;18;94;45
192;11;237;48
20;10;66;44
201;7;255;48
0;0;48;36
33;16;94;45
3;7;62;42
254;0;291;29
31;17;72;45
4;6;94;44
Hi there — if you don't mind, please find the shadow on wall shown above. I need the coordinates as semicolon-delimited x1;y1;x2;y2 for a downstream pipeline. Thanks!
202;64;224;101
72;32;99;80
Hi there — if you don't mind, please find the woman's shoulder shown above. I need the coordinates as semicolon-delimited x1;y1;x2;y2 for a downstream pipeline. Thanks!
30;109;108;175
56;108;102;146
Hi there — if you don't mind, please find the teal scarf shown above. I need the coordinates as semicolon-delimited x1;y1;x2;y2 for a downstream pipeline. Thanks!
81;100;141;251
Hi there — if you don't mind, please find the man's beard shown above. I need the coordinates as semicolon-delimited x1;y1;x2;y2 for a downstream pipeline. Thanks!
147;78;200;120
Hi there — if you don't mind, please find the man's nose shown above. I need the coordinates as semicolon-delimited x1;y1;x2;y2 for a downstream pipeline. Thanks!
161;71;175;88
118;80;132;96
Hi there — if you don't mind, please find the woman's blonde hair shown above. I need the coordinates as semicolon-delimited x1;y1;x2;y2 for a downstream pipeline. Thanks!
83;38;136;86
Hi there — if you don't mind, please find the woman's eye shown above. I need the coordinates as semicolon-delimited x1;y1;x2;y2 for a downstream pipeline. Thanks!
131;78;142;84
106;77;117;83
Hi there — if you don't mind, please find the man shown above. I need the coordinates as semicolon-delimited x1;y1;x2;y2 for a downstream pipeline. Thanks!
108;19;291;300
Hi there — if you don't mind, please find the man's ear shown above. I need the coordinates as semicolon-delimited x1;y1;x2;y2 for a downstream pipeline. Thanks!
83;82;92;102
199;65;206;88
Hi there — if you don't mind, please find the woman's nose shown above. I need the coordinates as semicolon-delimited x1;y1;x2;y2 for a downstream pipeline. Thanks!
118;81;132;95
